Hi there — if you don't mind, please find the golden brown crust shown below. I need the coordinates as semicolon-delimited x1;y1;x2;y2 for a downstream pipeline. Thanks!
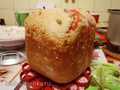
25;9;95;83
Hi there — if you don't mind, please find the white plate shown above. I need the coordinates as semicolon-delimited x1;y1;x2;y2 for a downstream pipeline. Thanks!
0;26;25;50
0;39;25;50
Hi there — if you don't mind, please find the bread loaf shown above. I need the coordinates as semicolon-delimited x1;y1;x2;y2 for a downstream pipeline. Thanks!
25;9;95;84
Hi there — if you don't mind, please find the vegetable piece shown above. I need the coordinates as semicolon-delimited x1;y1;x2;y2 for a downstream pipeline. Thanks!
90;61;120;90
86;86;98;90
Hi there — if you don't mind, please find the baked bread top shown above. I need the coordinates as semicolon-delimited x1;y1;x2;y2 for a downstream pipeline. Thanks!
25;9;95;47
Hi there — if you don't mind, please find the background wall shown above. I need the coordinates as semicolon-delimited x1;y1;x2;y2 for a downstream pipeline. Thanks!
0;0;120;26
